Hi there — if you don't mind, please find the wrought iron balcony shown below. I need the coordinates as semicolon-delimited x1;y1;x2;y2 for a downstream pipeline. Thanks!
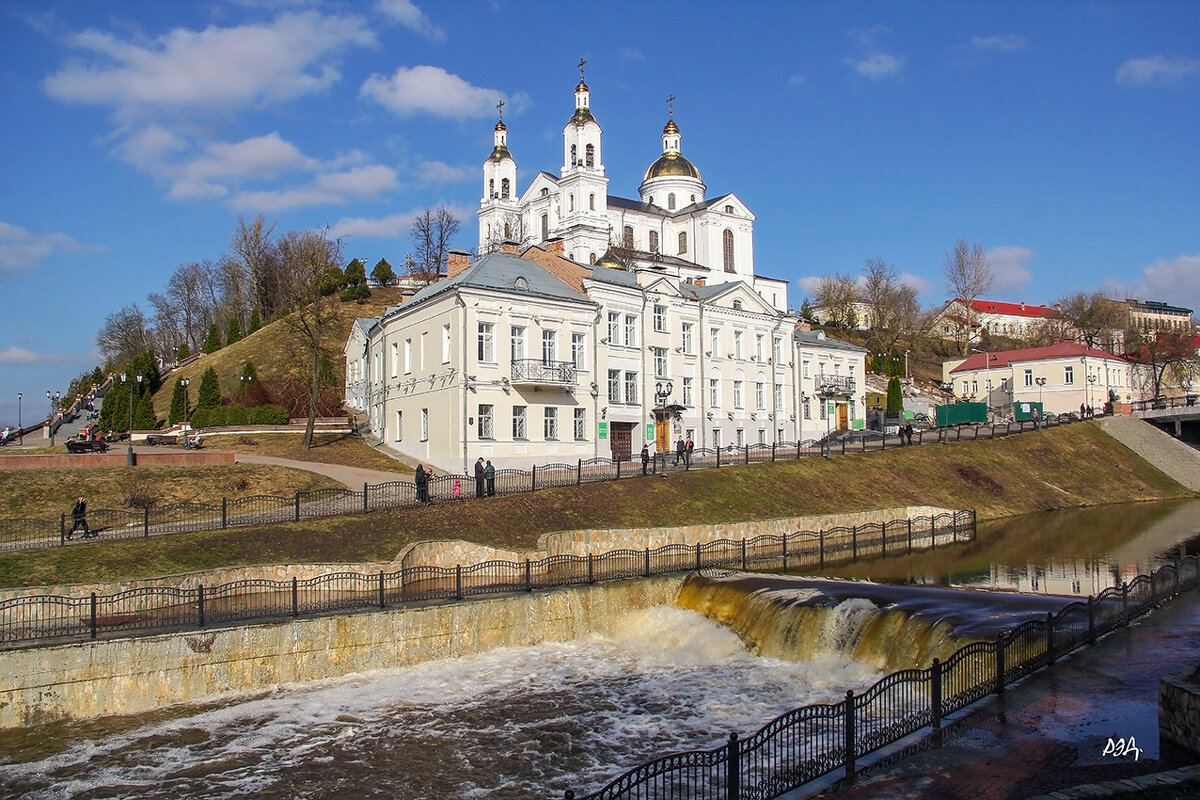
815;373;856;395
511;358;577;387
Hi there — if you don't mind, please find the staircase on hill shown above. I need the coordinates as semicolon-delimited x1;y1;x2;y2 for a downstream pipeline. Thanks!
1097;415;1200;493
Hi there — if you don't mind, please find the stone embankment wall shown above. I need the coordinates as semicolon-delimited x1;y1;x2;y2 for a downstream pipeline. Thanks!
0;575;683;728
1161;671;1200;756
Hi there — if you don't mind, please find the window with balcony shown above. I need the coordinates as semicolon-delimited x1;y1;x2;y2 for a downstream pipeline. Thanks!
511;326;526;362
571;333;586;370
541;330;557;364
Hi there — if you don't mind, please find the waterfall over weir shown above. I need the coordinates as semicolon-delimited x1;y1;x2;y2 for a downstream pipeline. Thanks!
677;570;1071;671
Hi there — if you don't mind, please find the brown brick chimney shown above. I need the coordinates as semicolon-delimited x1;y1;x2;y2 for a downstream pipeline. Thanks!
447;249;472;278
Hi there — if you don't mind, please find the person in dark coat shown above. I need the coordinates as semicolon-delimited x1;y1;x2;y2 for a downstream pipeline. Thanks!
684;436;694;466
641;444;650;475
904;422;914;446
675;437;685;465
485;459;496;496
67;496;90;539
474;457;486;498
414;465;430;505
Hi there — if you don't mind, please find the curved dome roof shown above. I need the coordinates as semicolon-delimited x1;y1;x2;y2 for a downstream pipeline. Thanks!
644;150;702;181
569;106;597;127
595;247;626;271
487;144;512;163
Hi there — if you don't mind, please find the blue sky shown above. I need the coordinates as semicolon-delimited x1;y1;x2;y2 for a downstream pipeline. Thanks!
2;0;1198;427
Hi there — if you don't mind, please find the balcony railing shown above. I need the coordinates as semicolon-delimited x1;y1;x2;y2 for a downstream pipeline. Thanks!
815;373;856;395
511;359;577;387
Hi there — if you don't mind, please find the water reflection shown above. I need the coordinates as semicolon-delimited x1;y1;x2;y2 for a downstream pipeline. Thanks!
812;499;1200;596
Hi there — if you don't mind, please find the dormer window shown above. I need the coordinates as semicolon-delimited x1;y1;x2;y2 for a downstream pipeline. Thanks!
732;299;743;310
514;276;528;290
725;205;734;214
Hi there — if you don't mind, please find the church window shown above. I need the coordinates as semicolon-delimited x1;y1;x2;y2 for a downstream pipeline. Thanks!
590;252;596;263
541;187;549;197
541;214;548;240
570;144;577;166
623;226;634;249
690;195;696;203
589;193;595;211
678;232;687;254
504;222;512;239
649;231;659;252
725;205;734;214
668;193;676;210
569;194;575;212
585;143;594;167
501;178;510;199
723;229;735;272
489;179;495;198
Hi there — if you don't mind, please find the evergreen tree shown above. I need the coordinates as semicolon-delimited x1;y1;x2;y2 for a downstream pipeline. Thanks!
344;258;367;286
371;258;395;286
203;323;222;354
886;376;904;416
226;316;243;346
91;366;104;386
127;350;161;394
239;360;258;391
98;382;130;434
248;307;262;334
176;341;190;361
169;378;187;424
197;366;221;409
133;389;157;430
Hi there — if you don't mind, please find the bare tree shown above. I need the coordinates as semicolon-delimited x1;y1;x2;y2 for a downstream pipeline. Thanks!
232;214;283;318
97;304;154;369
1055;291;1127;352
409;207;461;284
860;258;921;347
810;273;860;329
943;239;993;355
278;228;343;448
1127;331;1199;401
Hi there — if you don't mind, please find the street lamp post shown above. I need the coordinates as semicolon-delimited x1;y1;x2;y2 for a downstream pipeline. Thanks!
16;392;21;446
180;378;191;447
971;348;993;420
654;380;673;474
1087;374;1097;417
1035;376;1047;408
123;372;143;466
904;349;910;382
817;383;834;460
46;390;60;446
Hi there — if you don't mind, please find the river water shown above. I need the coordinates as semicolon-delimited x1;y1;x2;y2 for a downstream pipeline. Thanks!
2;499;1197;799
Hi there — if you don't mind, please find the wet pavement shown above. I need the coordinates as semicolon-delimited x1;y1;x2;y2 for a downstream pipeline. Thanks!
809;586;1200;800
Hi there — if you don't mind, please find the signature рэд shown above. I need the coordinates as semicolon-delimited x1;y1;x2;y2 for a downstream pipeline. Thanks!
1102;736;1142;762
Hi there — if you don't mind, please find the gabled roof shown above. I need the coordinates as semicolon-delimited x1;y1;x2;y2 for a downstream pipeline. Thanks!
793;329;869;354
401;252;591;310
950;341;1122;374
519;244;592;294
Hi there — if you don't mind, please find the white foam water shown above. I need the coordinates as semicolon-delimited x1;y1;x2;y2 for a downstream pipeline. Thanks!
0;606;882;799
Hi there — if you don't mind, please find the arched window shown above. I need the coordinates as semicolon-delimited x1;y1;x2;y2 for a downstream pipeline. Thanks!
504;222;511;239
589;252;596;263
488;179;495;198
500;178;510;199
570;144;577;166
649;231;659;253
585;143;594;167
678;232;687;254
541;213;548;240
541;187;549;197
668;193;676;210
589;193;595;210
723;229;735;272
690;195;696;203
569;194;575;212
623;225;634;249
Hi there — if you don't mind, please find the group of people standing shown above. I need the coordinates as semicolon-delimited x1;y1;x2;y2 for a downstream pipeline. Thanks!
413;458;496;505
897;422;915;446
641;436;695;475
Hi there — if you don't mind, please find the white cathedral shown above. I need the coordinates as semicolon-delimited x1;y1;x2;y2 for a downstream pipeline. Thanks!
345;67;866;474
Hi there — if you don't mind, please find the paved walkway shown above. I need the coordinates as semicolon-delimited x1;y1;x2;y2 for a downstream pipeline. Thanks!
808;586;1200;800
1098;416;1200;493
233;453;409;489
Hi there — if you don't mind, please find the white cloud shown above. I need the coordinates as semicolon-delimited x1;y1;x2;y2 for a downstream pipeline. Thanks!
230;188;344;213
620;47;646;61
788;74;808;87
970;34;1027;53
330;212;416;239
0;222;103;277
985;245;1035;293
846;26;905;79
0;346;41;366
316;164;399;196
111;125;190;170
415;160;472;184
44;12;375;120
376;0;446;42
361;65;516;117
1132;253;1200;312
1116;55;1200;88
899;271;935;298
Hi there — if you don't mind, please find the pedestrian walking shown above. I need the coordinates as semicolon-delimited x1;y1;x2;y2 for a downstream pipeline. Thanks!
474;457;486;498
415;465;431;505
641;444;650;475
1033;409;1041;431
675;437;685;465
67;496;92;539
485;459;496;496
684;436;693;466
905;422;914;446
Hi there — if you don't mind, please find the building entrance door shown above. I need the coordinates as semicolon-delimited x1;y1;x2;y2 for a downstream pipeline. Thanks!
610;422;634;462
837;403;849;431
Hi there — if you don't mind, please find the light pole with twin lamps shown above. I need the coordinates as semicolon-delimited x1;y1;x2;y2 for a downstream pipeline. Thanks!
123;372;143;465
180;378;191;447
17;392;21;446
46;390;60;446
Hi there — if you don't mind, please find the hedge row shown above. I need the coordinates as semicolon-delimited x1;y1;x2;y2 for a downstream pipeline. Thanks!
189;403;289;428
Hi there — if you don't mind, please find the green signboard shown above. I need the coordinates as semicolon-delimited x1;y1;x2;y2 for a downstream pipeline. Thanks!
645;423;655;440
598;421;608;440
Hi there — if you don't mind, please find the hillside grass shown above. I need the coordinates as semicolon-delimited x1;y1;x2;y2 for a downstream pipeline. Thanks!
0;423;1191;589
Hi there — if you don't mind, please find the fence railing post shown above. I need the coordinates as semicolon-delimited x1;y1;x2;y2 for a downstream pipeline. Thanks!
1088;596;1096;645
531;464;537;492
455;565;463;600
771;442;776;461
197;586;204;629
930;658;942;732
221;497;227;529
294;491;300;522
1121;581;1129;625
696;542;702;571
363;482;369;514
931;515;937;549
525;559;532;592
851;525;858;561
144;506;150;538
907;518;913;553
716;447;721;467
379;570;385;609
90;592;98;638
819;529;825;569
741;539;747;570
644;548;651;578
292;577;298;617
616;459;621;480
880;522;886;559
995;633;1005;694
844;689;856;782
1046;612;1056;664
588;552;594;584
577;459;582;486
726;732;740;800
782;533;788;572
744;446;749;465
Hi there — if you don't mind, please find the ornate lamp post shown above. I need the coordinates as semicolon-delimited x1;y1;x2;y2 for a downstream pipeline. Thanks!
654;380;673;474
1087;374;1097;416
46;390;60;447
817;382;834;460
180;378;191;447
123;372;143;465
1035;376;1047;408
16;392;21;446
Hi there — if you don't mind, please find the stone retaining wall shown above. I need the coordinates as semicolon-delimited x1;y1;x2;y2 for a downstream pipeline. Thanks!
1160;670;1200;756
0;451;235;471
0;574;684;728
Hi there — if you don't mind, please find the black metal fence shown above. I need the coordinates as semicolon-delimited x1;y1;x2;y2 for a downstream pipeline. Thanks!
0;511;975;648
563;554;1199;800
0;416;1074;553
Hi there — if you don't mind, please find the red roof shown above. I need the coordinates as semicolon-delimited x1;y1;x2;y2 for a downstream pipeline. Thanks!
955;298;1062;319
950;341;1122;374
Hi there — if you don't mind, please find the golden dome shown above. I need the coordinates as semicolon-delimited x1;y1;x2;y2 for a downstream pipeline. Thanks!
595;247;626;271
570;106;596;127
488;144;511;162
494;119;507;131
663;118;680;135
576;79;589;93
644;150;701;180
